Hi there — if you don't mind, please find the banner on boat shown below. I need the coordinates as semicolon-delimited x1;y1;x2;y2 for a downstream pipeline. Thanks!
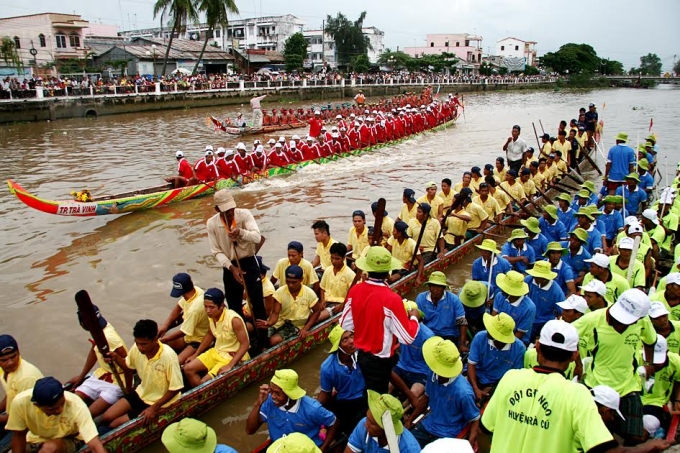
56;202;98;216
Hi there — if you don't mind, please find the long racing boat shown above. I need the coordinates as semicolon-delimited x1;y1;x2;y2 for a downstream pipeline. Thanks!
7;118;456;217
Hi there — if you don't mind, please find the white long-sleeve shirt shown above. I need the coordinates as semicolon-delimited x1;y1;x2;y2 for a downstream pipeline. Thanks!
207;210;261;269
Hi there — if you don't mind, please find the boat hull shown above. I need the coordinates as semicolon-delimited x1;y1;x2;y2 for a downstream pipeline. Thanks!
208;116;308;135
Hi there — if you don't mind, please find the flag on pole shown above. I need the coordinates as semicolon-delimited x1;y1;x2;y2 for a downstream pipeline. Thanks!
649;118;654;131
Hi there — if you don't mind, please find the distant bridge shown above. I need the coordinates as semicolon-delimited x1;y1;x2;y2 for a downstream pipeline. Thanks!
603;75;678;84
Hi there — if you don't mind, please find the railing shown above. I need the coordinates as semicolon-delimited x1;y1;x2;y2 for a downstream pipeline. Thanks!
0;77;558;102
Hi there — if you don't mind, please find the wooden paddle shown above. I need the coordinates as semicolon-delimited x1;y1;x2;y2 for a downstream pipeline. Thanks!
74;290;127;394
555;181;581;192
539;120;545;134
580;147;603;175
532;122;542;151
497;183;536;217
434;191;468;254
535;185;554;205
565;170;585;185
370;198;387;246
382;411;401;453
409;214;429;271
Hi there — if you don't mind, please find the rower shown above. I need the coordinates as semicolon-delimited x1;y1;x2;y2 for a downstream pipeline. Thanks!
528;161;546;191
245;369;338;449
562;228;592;287
101;320;183;429
162;418;238;453
470;166;484;192
452;172;472;196
471;239;512;296
494;157;508;182
438;192;472;253
320;242;356;315
555;193;577;232
485;176;511;215
7;376;106;453
347;210;369;266
311;220;336;270
574;207;604;255
66;306;130;417
250;145;268;172
600;195;625;253
526;261;565;341
609;237;646;291
183;288;250;388
468;313;526;403
501;229;535;274
397;188;418;224
520;217;548;257
650;273;680;321
492;271;536;345
165;150;198;189
552;133;570;171
233;143;252;175
417;181;444;219
407;337;480;448
472;183;503;225
289;141;304;163
556;294;588;323
317;326;366;446
483;164;498;184
340;246;420;393
502;125;528;173
582;279;609;311
0;335;43;446
648;302;680;355
234;112;247;128
415;272;468;349
316;134;334;158
406;203;441;264
309;110;323;138
582;253;630;305
540;132;552;157
539;205;567;243
260;265;325;346
157;273;208;365
270;241;320;293
604;132;636;195
386;220;424;283
268;142;291;168
371;201;394;245
616;172;647;216
519;168;537;200
543;241;577;297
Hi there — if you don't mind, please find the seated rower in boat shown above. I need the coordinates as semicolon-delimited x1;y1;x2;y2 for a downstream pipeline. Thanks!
406;203;441;264
438;191;472;254
311;220;336;271
417;181;445;220
158;273;209;365
371;201;394;247
194;148;219;183
347;210;370;269
472;183;503;227
385;220;424;284
319;243;356;316
165;150;198;189
438;178;454;213
397;188;419;224
415;272;468;348
183;288;250;388
270;241;320;294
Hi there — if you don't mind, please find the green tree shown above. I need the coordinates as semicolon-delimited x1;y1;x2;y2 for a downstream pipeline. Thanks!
192;0;239;74
377;48;412;69
351;54;370;73
521;65;540;76
638;53;662;76
153;0;199;75
675;58;680;76
283;32;308;72
600;58;624;75
0;36;24;74
325;11;372;66
479;61;494;76
541;43;599;75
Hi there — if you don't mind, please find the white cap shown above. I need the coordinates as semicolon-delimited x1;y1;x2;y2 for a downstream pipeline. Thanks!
255;145;264;153
236;142;246;150
216;147;225;155
624;216;639;227
618;237;635;250
582;279;607;297
421;438;474;453
306;135;313;141
267;138;276;144
205;150;213;156
278;136;286;142
225;149;234;156
321;126;327;130
584;253;610;268
371;110;378;114
332;132;339;138
380;120;386;127
642;209;660;225
628;223;644;235
354;121;361;126
335;114;342;119
350;113;356;117
539;320;579;352
205;144;214;151
609;288;651;325
364;109;370;114
667;272;680;286
643;415;661;436
648;301;670;318
253;139;261;145
592;385;625;420
644;334;668;365
331;126;338;131
340;127;347;132
289;141;297;149
175;150;184;158
275;142;283;148
557;295;588;314
314;110;321;115
292;134;300;140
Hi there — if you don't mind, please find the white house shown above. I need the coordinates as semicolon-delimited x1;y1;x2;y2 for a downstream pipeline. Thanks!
302;26;385;69
496;37;537;67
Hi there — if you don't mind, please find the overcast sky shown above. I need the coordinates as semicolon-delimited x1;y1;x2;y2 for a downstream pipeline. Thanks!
3;0;679;69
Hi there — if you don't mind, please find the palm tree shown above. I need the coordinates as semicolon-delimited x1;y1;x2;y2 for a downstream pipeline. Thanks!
153;0;199;76
192;0;238;75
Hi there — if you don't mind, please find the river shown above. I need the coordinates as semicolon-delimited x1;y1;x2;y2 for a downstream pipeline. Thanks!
1;86;679;451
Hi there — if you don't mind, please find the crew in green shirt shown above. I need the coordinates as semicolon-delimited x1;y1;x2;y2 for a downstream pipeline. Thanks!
609;237;646;291
650;273;680;322
649;301;680;355
639;335;680;432
582;253;630;305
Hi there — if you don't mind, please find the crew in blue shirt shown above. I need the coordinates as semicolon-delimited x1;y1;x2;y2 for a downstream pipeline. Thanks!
574;208;604;255
539;206;567;242
492;271;536;344
600;196;624;249
605;134;636;185
543;241;576;296
571;189;594;212
522;217;549;257
638;159;655;191
616;173;647;216
393;313;434;397
247;369;337;447
409;337;480;448
525;261;565;341
415;271;467;345
318;326;366;438
471;240;512;297
561;229;592;284
556;194;578;233
501;230;535;274
468;313;525;397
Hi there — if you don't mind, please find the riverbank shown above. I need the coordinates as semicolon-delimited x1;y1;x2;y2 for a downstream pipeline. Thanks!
0;80;557;124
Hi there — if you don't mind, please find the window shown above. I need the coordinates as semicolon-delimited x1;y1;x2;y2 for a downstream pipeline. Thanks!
56;34;66;48
500;45;505;51
465;40;469;46
69;33;80;47
214;29;220;38
271;27;275;33
471;55;475;62
515;45;519;51
456;42;459;47
444;41;449;47
39;33;46;47
13;36;20;49
430;42;434;47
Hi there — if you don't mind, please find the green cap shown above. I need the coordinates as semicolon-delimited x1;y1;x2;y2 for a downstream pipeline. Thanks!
603;195;619;204
476;239;501;254
543;241;568;256
526;260;558;280
367;390;405;435
328;325;345;353
521;217;541;234
426;271;449;288
581;181;596;193
574;207;595;221
403;299;425;319
615;132;628;142
496;270;530;297
482;312;516;344
556;193;572;203
267;433;321;453
570;228;589;243
576;189;591;199
638;158;649;171
423;337;463;378
507;229;529;242
585;205;603;216
355;246;402;273
544;205;558;220
271;369;306;400
162;419;218;453
459;281;488;308
625;172;641;182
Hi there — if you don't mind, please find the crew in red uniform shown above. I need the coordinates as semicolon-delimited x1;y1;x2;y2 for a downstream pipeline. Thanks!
165;150;198;188
216;149;240;179
289;141;304;162
302;136;321;161
232;142;251;176
359;119;371;147
330;134;343;154
317;135;334;158
267;143;291;167
193;148;219;182
249;145;268;172
308;110;323;138
340;246;420;392
339;129;352;152
375;120;386;143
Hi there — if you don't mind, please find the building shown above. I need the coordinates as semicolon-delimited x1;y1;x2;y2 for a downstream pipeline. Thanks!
302;26;385;69
403;33;483;73
119;15;305;54
0;13;92;77
496;37;537;67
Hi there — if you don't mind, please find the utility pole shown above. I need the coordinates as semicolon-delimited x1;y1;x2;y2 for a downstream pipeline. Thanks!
321;19;325;67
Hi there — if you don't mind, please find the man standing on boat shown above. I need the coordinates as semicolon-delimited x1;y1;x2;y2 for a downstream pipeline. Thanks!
502;125;528;174
207;189;269;350
604;133;636;194
250;94;266;128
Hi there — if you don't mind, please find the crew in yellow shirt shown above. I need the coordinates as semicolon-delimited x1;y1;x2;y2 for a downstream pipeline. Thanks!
499;170;527;204
539;132;552;157
473;183;504;221
552;131;571;164
184;288;250;387
407;203;441;262
159;273;209;364
320;242;356;312
347;210;370;261
101;320;183;428
386;220;424;284
311;220;336;269
494;157;508;182
398;189;419;223
439;178;455;212
439;194;471;253
520;168;537;198
417;181;445;219
266;265;325;346
452;172;473;196
0;335;43;427
271;241;320;292
553;151;569;178
529;161;546;190
470;166;484;192
7;377;106;453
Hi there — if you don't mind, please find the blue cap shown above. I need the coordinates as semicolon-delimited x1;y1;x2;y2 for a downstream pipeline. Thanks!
204;287;225;305
287;241;304;253
371;201;387;216
0;335;18;356
496;156;505;164
77;304;107;330
458;188;473;198
394;220;409;238
171;273;193;298
507;169;518;178
256;255;270;273
521;168;532;175
32;377;64;406
484;163;494;171
403;188;416;203
352;210;365;219
285;265;304;280
419;202;431;214
471;166;481;175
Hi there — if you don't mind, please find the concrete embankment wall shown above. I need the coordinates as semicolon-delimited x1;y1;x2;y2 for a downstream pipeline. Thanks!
0;82;556;124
